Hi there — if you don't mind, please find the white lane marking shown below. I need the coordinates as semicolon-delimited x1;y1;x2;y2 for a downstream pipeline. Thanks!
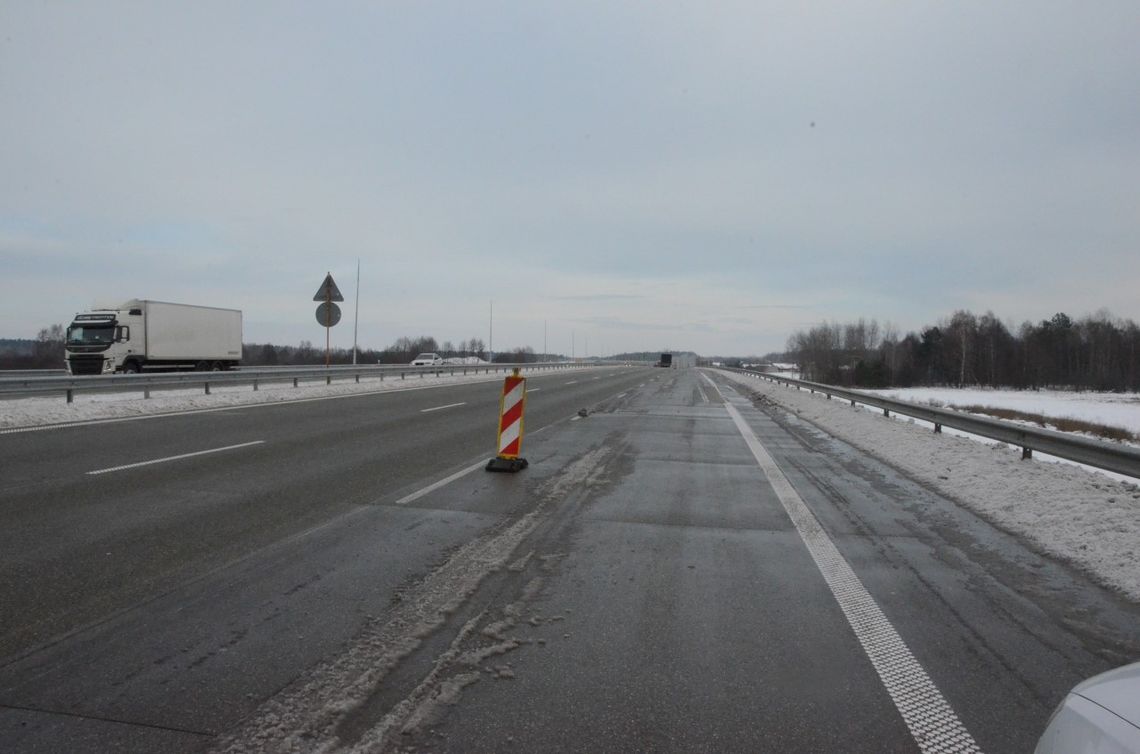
592;376;600;380
526;388;541;393
0;375;512;435
396;459;487;505
701;373;726;402
723;401;982;754
564;380;578;385
696;382;709;404
420;402;466;413
87;440;265;476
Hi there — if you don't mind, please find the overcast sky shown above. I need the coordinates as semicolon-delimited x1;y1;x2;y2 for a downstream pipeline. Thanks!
2;2;1137;357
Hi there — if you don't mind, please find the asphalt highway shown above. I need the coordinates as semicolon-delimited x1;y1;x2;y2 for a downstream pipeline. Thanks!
1;366;1137;753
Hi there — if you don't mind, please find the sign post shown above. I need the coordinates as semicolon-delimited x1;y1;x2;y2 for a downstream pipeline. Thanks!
313;272;345;367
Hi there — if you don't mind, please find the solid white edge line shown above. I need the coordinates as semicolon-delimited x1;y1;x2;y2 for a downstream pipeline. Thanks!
420;402;467;413
721;397;982;754
87;440;265;476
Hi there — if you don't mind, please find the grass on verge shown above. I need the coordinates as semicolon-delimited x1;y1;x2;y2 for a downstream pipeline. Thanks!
933;403;1138;443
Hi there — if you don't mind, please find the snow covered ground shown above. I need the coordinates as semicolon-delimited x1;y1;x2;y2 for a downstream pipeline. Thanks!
714;369;1140;603
863;386;1140;436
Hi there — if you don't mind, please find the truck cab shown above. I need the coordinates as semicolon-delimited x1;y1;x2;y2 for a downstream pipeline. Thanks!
65;306;144;375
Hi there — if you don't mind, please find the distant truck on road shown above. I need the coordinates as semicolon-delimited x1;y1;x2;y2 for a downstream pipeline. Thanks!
65;300;242;375
656;353;673;368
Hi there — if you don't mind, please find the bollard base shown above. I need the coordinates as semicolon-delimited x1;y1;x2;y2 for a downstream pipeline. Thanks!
486;456;529;473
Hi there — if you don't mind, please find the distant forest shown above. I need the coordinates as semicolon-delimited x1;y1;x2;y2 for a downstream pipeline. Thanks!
785;310;1140;392
0;329;551;369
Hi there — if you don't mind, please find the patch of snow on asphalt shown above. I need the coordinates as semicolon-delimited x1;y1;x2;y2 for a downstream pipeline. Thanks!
713;370;1140;603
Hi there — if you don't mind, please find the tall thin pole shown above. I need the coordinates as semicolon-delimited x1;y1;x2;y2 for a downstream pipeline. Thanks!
489;300;493;362
572;330;575;361
352;258;360;365
543;320;547;361
325;272;331;368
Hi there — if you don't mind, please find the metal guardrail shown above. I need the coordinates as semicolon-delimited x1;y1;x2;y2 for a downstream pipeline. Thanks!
719;367;1140;479
0;361;616;404
0;369;67;377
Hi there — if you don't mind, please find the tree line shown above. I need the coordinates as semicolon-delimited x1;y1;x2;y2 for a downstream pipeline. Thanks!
0;328;551;369
785;310;1140;392
244;336;545;365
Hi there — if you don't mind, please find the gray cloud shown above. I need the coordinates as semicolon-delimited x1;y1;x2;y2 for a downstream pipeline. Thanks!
2;2;1137;356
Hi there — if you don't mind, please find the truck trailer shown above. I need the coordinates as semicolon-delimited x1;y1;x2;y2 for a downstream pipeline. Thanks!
656;353;673;368
65;300;242;375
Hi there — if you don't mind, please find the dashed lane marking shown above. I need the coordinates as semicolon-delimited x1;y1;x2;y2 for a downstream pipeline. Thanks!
420;402;466;413
396;459;488;505
87;440;265;476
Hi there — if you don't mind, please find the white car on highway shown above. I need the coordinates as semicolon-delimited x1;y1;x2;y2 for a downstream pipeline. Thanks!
410;353;444;366
1036;661;1140;753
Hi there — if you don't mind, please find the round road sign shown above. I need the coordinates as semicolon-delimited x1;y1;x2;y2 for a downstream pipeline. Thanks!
315;302;342;327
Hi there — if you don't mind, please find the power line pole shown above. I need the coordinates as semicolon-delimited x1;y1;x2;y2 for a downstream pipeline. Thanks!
352;259;360;365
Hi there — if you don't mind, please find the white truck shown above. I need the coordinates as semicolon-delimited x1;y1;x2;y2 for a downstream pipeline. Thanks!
65;300;242;375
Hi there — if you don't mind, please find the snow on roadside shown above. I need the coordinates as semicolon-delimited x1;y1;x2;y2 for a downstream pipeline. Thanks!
713;369;1140;603
863;386;1140;435
0;368;595;430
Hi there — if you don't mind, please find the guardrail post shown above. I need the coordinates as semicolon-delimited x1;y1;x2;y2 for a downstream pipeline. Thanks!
205;382;211;395
1022;447;1033;460
883;408;889;417
355;374;360;384
144;387;150;399
66;389;73;404
826;393;831;400
293;377;298;388
934;422;941;433
254;379;259;392
401;372;405;379
850;399;856;407
326;374;331;386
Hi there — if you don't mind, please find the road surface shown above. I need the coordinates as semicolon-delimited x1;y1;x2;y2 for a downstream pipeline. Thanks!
1;366;1137;752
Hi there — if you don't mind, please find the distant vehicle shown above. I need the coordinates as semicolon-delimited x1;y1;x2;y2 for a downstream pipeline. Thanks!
656;353;673;368
1035;661;1140;753
65;299;242;375
410;353;444;366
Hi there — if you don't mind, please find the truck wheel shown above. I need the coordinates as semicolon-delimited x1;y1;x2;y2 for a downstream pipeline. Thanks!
195;361;209;371
210;362;224;371
123;361;141;374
